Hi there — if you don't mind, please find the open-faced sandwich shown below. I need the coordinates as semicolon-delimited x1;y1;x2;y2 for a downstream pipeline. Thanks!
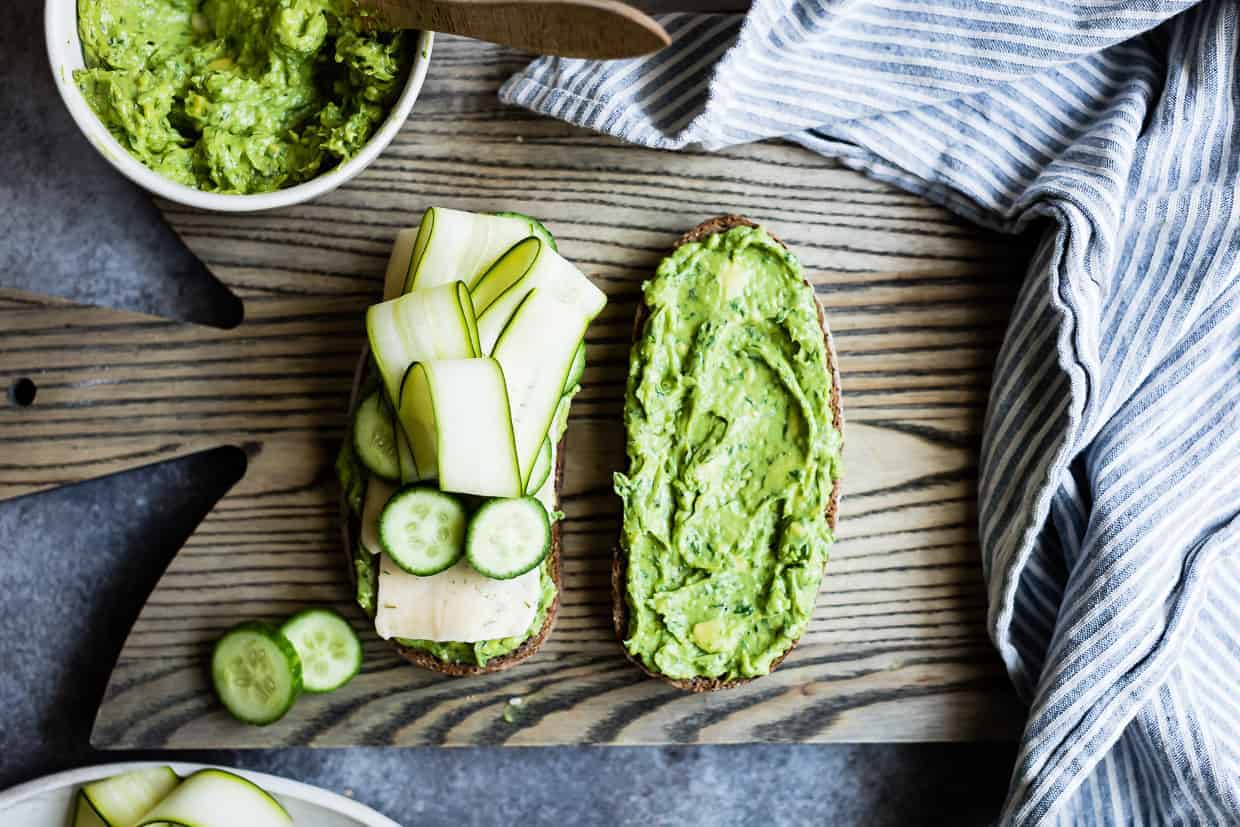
614;216;843;690
337;207;606;675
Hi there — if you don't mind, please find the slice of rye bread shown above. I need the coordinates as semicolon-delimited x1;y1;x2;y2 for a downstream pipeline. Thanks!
612;215;844;692
340;356;563;677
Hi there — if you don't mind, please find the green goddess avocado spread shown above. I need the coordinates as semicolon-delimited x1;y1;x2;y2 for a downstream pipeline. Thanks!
615;225;841;681
75;0;412;194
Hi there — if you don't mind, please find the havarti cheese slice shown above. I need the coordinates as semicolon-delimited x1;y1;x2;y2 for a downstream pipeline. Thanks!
375;555;540;642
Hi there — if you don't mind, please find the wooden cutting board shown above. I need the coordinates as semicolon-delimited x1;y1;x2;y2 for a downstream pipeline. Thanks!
0;36;1028;747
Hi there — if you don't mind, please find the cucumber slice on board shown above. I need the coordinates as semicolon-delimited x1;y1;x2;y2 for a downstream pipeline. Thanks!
211;622;302;726
525;437;553;495
564;341;586;392
466;497;552;579
80;766;178;827
493;289;590;484
383;226;419;301
475;242;606;353
352;392;400;482
400;359;523;498
470;237;541;316
360;477;397;555
493;211;558;251
135;768;292;827
279;609;363;693
366;281;479;406
379;486;468;575
405;208;534;292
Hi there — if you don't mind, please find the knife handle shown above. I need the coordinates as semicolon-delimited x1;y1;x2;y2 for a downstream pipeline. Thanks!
357;0;673;59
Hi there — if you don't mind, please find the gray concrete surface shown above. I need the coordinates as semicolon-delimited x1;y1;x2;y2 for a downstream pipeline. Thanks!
0;1;1020;823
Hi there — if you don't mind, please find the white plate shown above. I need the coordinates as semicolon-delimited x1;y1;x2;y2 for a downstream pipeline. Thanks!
0;762;401;827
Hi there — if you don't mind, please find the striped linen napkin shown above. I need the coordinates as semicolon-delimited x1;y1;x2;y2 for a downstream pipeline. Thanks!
501;1;1240;824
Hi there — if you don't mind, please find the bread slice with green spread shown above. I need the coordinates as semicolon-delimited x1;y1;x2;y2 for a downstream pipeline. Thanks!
337;207;604;677
613;215;843;691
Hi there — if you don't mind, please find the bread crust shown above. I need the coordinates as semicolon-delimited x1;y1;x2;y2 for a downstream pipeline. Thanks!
612;215;843;692
340;358;563;676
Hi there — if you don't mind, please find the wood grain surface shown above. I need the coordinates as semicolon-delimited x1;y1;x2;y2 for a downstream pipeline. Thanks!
0;36;1029;747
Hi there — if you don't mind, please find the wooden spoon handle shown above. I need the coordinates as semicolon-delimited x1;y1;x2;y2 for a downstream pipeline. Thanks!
358;0;672;59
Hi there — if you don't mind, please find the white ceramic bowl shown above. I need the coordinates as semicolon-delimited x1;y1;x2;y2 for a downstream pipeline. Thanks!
0;762;402;827
45;1;433;212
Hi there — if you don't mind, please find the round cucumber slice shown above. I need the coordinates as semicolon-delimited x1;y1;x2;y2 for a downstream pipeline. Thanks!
379;486;468;575
279;608;363;694
466;497;551;579
352;391;400;481
211;621;302;726
136;768;292;827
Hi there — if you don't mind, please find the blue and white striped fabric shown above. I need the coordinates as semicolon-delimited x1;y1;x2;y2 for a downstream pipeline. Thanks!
501;2;1240;823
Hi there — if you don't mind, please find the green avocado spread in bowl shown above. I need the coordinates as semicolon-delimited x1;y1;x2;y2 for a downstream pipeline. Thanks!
74;0;413;195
